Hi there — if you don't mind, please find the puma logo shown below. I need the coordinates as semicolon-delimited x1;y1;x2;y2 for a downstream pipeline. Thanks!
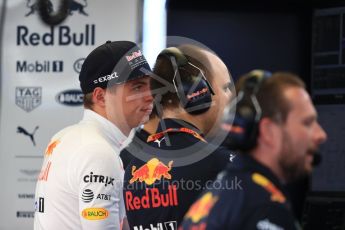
229;153;236;162
17;126;39;146
154;137;165;148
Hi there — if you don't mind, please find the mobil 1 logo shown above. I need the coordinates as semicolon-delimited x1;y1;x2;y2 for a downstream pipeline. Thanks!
16;87;42;112
16;60;63;73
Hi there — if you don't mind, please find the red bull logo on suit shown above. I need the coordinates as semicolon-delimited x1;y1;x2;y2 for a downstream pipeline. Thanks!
129;158;173;185
126;158;178;211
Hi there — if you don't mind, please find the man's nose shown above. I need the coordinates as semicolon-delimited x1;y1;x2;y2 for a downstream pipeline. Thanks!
315;122;327;145
144;88;154;102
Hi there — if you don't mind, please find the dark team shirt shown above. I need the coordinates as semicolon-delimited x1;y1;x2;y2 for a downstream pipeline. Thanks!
180;154;302;230
123;118;231;230
120;128;151;169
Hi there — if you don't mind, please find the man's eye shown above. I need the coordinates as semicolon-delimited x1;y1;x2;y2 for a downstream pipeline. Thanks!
303;118;314;127
133;86;142;91
223;82;232;92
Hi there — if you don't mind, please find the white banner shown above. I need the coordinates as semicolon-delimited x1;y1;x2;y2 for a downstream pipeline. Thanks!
0;0;142;229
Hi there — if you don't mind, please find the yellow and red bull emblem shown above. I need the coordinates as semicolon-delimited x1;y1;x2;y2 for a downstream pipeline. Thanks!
252;173;286;203
45;139;60;156
81;208;109;220
129;158;173;185
185;192;218;223
126;158;178;211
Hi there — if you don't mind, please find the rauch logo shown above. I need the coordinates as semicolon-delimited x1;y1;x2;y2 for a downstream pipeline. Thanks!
56;89;83;106
82;208;109;220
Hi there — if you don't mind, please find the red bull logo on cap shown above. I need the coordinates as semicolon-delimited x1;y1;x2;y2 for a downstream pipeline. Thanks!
126;50;143;62
129;158;173;185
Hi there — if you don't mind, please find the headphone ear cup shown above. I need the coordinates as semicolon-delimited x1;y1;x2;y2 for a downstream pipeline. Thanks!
222;102;258;151
178;75;213;115
238;104;259;150
222;69;271;151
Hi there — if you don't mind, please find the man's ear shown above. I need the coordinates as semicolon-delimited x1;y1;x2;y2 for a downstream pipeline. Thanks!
258;117;282;148
92;87;106;107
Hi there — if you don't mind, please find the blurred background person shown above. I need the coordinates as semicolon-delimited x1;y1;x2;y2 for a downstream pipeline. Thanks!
180;70;327;229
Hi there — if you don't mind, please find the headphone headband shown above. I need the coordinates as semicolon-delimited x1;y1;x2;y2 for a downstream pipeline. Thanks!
157;47;215;115
158;47;188;67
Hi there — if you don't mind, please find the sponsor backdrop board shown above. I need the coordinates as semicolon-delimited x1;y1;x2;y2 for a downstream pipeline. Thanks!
0;0;142;229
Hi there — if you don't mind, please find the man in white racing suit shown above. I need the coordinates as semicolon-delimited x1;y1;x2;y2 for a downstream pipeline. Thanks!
34;41;154;230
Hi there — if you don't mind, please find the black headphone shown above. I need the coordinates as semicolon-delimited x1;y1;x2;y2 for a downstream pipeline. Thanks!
157;47;215;115
222;69;272;151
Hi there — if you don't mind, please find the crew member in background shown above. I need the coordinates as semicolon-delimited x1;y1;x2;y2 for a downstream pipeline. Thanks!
180;70;327;229
123;44;234;229
34;41;153;230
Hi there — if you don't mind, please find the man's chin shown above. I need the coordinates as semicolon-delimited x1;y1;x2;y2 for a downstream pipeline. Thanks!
282;162;309;183
139;116;150;125
305;154;315;173
304;164;314;175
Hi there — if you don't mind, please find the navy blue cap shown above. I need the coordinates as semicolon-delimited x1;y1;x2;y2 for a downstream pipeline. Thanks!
79;41;152;94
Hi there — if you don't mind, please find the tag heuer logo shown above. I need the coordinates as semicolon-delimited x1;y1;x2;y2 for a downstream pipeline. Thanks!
16;87;42;112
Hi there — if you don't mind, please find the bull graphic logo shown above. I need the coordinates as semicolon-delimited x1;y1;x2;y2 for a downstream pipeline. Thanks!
25;0;89;17
129;158;173;185
184;192;218;223
25;0;53;17
17;126;39;146
68;0;88;16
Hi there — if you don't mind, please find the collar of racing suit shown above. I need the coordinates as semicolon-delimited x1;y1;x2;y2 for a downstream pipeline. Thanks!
228;153;291;202
81;109;135;152
156;118;204;135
